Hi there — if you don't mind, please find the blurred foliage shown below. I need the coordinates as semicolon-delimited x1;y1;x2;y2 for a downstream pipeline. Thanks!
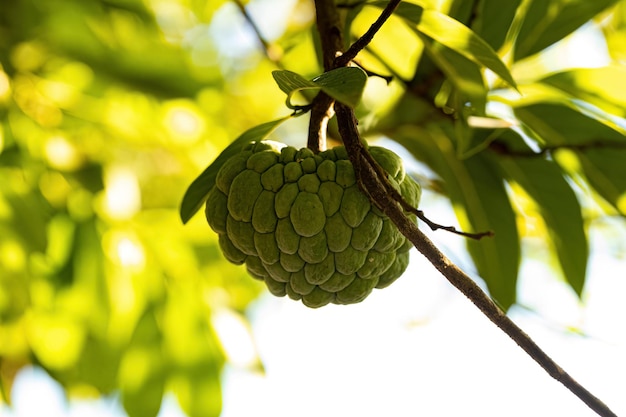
1;0;626;416
0;0;310;415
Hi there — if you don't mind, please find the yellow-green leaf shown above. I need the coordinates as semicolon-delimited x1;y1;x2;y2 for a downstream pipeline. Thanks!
496;131;588;295
386;2;517;89
272;67;368;109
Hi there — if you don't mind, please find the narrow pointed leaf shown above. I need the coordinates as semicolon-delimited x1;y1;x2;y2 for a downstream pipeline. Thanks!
384;2;517;89
514;0;621;61
579;148;626;215
419;35;487;103
471;0;522;51
514;102;626;215
496;131;588;295
514;102;626;146
179;116;292;224
541;66;626;118
397;127;520;309
462;154;520;310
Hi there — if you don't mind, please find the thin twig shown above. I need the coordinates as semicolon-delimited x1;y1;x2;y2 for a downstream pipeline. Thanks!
234;0;283;66
356;141;493;239
415;209;494;239
334;0;402;67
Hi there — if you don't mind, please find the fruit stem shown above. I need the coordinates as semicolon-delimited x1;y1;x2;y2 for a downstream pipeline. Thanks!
307;93;334;153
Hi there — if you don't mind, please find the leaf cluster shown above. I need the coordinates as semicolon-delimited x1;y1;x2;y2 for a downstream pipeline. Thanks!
334;0;626;309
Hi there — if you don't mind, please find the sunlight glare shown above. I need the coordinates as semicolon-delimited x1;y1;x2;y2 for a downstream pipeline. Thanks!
0;66;10;102
0;240;26;271
103;167;141;220
162;101;205;144
44;136;83;171
212;309;258;368
103;230;146;270
116;237;146;269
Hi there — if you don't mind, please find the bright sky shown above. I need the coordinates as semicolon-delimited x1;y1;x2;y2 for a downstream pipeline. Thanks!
3;2;626;417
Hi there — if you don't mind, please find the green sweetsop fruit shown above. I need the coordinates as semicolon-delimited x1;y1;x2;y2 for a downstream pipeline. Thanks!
205;140;421;308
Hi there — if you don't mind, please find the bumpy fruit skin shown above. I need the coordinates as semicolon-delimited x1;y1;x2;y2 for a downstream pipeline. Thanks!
205;141;421;308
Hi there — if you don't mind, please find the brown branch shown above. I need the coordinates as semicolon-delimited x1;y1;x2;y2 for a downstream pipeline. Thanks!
334;0;402;67
312;0;618;415
307;0;345;153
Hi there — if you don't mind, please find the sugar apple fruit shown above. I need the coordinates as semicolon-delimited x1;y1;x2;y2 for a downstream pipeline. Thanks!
205;141;421;308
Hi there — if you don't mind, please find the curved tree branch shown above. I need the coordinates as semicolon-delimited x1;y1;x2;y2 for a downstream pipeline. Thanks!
312;0;618;416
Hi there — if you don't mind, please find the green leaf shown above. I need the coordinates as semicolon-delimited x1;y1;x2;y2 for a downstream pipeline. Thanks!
462;154;520;310
386;2;517;89
176;362;223;417
514;102;626;214
514;102;626;146
420;36;487;103
313;67;368;106
578;148;626;215
120;309;165;417
471;0;522;51
541;66;626;117
271;67;368;109
496;131;588;295
514;0;621;61
396;126;520;309
456;126;505;159
179;116;292;224
272;70;317;96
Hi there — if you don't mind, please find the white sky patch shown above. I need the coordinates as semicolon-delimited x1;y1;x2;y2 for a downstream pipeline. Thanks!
540;22;612;70
212;309;259;368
